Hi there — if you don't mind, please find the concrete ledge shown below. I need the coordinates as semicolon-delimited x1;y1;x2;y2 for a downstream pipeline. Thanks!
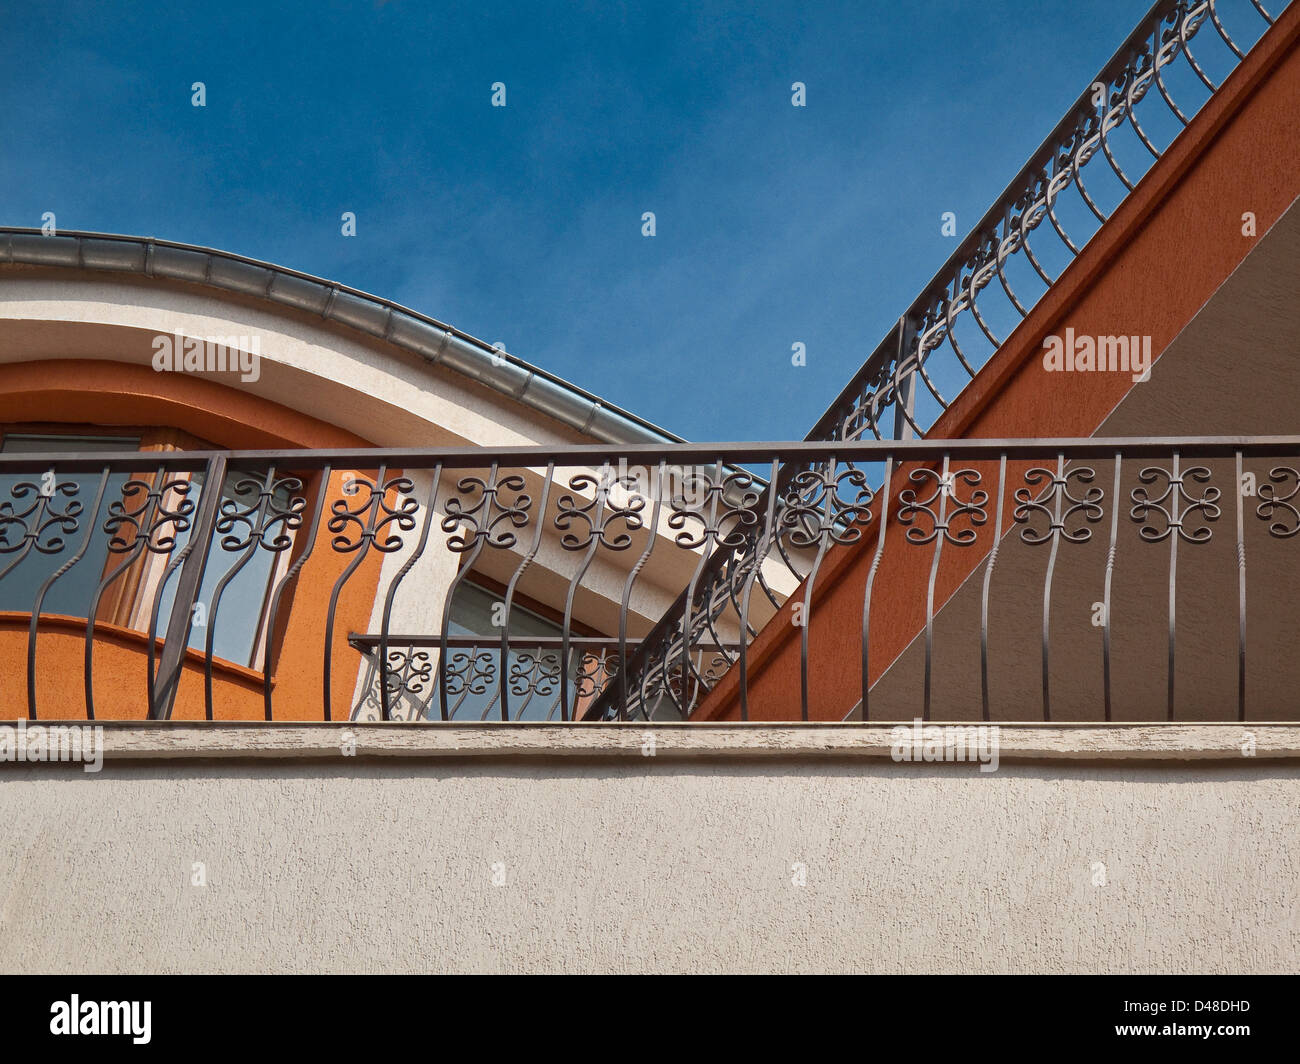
2;720;1297;762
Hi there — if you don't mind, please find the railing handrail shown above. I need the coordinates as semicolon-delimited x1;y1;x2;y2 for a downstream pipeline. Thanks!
4;435;1300;471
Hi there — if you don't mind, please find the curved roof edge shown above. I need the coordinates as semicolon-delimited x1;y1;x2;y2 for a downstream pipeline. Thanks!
0;228;685;446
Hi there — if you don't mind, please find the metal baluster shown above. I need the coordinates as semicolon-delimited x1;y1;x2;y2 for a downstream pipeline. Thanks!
1152;27;1193;126
29;469;109;721
1180;3;1221;93
993;205;1031;318
891;317;920;440
501;463;552;721
616;461;664;722
559;463;609;721
323;465;387;722
1018;191;1058;286
738;459;780;722
1103;454;1122;721
1167;451;1181;721
203;468;277;720
151;457;226;719
676;460;723;719
858;456;894;721
923;456;952;722
439;464;500;721
1097;91;1137;192
797;456;837;721
1235;449;1246;721
1040;454;1067;721
980;455;1007;722
261;466;331;721
379;467;441;721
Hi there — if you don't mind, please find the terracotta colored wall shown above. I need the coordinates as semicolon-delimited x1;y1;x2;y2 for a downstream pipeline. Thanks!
699;5;1300;721
0;360;388;721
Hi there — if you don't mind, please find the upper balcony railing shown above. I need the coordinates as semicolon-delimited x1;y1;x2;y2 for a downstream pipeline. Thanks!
808;0;1285;446
3;439;1300;724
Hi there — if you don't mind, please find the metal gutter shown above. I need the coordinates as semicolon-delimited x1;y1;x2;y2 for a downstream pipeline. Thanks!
0;227;686;446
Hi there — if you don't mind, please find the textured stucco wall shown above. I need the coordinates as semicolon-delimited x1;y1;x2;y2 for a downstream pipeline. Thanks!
1;728;1296;974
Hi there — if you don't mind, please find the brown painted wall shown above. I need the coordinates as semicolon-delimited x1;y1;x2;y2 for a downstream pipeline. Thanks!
699;5;1300;721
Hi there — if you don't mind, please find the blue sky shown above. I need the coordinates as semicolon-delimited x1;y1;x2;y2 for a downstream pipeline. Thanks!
1;0;1147;441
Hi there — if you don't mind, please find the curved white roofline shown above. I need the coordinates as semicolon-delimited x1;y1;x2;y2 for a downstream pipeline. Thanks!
0;228;685;446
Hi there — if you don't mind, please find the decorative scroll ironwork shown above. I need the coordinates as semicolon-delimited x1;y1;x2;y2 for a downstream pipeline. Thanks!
0;478;83;556
329;474;418;553
898;468;988;545
1130;464;1221;542
778;466;874;547
554;472;644;550
215;475;307;552
353;647;433;721
442;473;531;552
508;650;563;701
667;468;762;551
444;648;497;699
104;477;195;553
1014;467;1105;544
1256;467;1300;537
575;648;620;702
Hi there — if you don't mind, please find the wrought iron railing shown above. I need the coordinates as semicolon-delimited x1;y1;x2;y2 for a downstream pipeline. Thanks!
346;635;624;722
608;0;1290;721
0;7;1290;727
2;439;1300;723
579;438;1300;723
345;634;732;722
0;445;760;722
809;0;1285;446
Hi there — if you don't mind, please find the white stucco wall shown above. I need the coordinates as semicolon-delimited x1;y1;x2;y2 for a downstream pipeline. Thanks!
0;723;1296;973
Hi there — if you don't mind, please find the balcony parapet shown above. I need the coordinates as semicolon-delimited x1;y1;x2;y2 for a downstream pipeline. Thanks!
2;437;1300;724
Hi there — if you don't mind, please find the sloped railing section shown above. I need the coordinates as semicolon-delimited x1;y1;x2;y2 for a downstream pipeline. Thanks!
814;0;1285;445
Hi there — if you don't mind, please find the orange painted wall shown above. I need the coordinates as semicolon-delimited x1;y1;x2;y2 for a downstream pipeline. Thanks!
699;4;1300;721
0;360;392;721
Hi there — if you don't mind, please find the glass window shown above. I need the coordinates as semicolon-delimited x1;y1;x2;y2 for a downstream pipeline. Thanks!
0;434;296;670
0;434;139;618
443;579;575;721
151;469;298;668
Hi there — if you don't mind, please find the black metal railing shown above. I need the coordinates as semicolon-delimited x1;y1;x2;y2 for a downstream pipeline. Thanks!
345;634;733;722
0;445;758;722
610;0;1290;721
3;439;1300;723
808;0;1285;447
